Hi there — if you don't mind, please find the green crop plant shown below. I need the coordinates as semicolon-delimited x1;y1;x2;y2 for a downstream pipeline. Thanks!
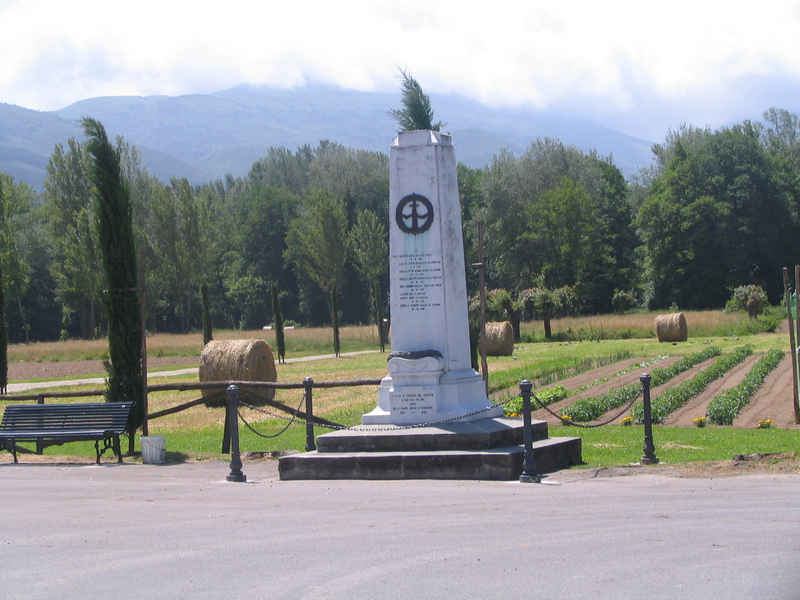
562;346;721;422
634;346;753;424
706;349;784;425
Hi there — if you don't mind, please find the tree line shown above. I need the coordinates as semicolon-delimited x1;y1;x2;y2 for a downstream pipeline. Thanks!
1;108;800;344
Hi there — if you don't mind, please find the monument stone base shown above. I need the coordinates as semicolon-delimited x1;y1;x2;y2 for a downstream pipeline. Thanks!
362;354;503;425
278;417;581;481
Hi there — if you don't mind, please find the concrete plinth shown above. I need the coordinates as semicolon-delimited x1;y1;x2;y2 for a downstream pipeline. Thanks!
278;417;582;481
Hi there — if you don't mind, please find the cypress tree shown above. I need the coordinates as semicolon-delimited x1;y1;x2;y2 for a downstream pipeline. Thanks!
0;177;6;395
82;118;144;440
271;283;285;364
331;288;341;358
201;283;212;346
0;267;7;396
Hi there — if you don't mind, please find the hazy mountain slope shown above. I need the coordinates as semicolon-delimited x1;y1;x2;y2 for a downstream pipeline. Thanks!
1;85;654;189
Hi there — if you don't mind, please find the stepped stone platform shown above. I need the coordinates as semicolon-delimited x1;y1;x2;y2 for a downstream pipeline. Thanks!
278;417;581;480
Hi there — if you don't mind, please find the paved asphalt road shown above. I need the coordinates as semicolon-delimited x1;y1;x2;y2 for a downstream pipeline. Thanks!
1;461;798;599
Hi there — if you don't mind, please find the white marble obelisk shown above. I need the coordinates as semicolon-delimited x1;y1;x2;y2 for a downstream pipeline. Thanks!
362;130;502;425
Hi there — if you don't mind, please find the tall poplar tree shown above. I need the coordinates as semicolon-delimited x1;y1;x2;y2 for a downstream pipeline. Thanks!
82;118;144;442
285;188;348;357
349;209;388;349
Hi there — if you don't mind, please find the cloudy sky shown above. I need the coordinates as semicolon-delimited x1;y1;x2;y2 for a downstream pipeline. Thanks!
2;0;799;139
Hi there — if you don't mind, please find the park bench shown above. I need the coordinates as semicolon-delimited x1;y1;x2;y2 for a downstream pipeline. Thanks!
0;402;133;464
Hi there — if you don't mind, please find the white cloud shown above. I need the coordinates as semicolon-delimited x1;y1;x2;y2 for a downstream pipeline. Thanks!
1;0;799;137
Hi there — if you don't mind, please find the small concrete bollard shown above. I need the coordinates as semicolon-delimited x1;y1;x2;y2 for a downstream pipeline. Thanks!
140;436;166;464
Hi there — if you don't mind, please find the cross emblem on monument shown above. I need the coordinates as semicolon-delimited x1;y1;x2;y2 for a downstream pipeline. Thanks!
396;193;434;234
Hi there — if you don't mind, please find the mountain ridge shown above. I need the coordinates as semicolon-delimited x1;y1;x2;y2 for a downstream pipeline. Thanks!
0;85;654;189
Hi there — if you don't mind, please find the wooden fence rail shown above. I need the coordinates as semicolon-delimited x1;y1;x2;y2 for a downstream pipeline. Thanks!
1;377;381;432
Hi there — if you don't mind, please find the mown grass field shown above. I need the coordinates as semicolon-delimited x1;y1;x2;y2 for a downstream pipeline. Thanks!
7;324;383;363
2;309;797;469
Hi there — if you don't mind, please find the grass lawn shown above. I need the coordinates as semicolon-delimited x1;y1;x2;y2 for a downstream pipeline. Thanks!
3;315;797;470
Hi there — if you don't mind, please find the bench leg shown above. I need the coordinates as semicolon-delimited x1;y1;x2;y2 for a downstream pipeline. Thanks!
114;435;122;464
12;440;18;464
94;440;101;464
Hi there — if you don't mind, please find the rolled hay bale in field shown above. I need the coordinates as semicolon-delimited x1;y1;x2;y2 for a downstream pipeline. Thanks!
655;312;688;342
199;340;277;406
481;321;514;356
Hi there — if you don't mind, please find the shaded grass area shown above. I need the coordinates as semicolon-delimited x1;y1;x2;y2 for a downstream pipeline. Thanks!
5;399;375;461
13;419;799;472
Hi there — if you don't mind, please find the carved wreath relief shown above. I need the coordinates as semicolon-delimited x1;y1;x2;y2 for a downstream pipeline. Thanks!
396;193;433;234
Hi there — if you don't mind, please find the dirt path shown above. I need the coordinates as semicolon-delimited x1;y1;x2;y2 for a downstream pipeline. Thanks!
664;353;761;426
734;355;800;429
5;350;381;394
534;357;681;425
8;356;200;381
588;355;721;426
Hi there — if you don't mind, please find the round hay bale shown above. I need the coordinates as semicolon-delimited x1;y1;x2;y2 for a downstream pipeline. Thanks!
199;340;277;406
655;312;688;342
481;321;514;356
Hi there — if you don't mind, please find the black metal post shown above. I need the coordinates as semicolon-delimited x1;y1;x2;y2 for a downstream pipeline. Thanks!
304;377;316;451
226;384;246;482
519;380;541;483
640;373;659;465
36;395;44;455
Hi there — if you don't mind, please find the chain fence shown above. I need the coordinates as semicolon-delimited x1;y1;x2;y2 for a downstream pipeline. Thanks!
237;390;305;439
530;388;643;429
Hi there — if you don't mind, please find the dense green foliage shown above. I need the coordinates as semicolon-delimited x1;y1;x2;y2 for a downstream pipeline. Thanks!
707;349;784;424
82;118;144;430
2;107;800;344
562;346;722;422
634;346;753;424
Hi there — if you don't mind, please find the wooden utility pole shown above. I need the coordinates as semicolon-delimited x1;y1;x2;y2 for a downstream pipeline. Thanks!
139;254;148;437
783;267;799;424
477;222;489;396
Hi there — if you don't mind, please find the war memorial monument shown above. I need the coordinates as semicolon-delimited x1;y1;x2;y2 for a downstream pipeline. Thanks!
279;130;580;480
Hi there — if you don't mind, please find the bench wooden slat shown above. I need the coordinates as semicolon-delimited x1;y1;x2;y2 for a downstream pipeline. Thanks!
0;402;133;464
